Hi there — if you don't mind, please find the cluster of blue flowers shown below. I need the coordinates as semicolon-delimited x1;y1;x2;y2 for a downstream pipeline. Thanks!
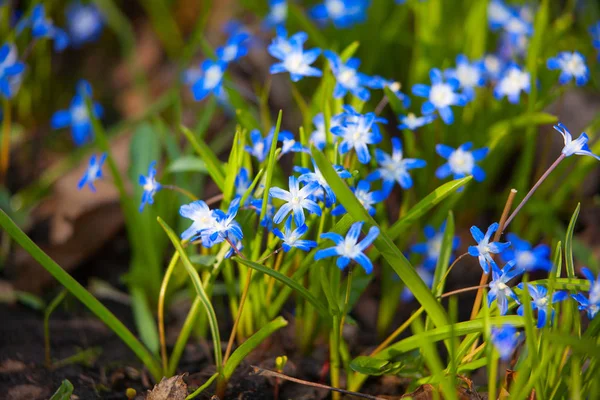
25;0;598;368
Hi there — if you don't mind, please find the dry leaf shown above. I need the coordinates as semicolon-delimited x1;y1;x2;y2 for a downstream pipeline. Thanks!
146;374;188;400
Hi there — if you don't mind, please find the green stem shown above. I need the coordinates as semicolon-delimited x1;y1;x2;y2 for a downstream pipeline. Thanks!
330;315;342;400
44;289;67;368
158;252;180;374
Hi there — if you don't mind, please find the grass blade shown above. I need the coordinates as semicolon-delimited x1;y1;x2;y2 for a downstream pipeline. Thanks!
234;257;329;317
157;217;223;372
387;177;472;241
180;125;226;190
565;203;580;278
0;210;162;381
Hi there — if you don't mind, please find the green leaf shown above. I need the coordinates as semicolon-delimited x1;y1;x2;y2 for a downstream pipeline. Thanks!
0;210;162;381
565;203;580;278
166;156;208;174
312;148;449;328
388;177;471;241
158;217;223;371
180;125;226;191
223;316;288;380
186;373;219;400
49;380;74;400
383;86;406;116
287;3;329;49
374;316;525;360
189;254;218;267
234;257;330;317
488;112;558;150
349;356;402;376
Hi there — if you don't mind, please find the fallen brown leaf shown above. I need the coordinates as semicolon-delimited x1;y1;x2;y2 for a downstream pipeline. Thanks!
146;374;188;400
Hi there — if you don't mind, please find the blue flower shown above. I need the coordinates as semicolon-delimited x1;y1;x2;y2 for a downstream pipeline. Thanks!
491;325;519;361
245;128;273;162
138;161;162;212
501;233;552;272
397;113;436;131
547;52;589;86
412;68;467;125
269;176;321;226
493;63;530;104
517;284;568;328
468;222;511;274
435;142;488;183
295;160;351;207
235;167;252;200
554;123;600;160
332;180;385;217
444;55;486;102
411;223;460;270
225;238;244;259
268;27;322;82
51;80;103;146
65;2;104;47
190;59;227;101
279;131;308;155
367;137;426;192
0;44;25;99
571;267;600;319
78;153;106;192
200;198;244;248
331;106;386;164
216;32;250;63
264;0;287;28
315;221;380;273
488;260;522;315
481;54;506;82
180;199;243;247
273;218;317;252
310;112;343;150
17;5;69;51
180;200;216;241
309;0;370;29
401;266;433;302
323;51;382;101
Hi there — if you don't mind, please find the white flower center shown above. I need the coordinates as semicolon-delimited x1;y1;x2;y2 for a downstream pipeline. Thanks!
283;52;306;74
203;65;223;89
326;0;345;18
535;297;549;308
72;9;97;37
71;105;89;124
590;282;600;305
143;179;156;192
484;56;500;76
516;251;535;269
429;83;454;108
338;68;358;87
562;54;586;76
427;235;443;259
448;149;475;175
456;64;479;88
221;45;238;62
272;3;287;21
501;69;529;95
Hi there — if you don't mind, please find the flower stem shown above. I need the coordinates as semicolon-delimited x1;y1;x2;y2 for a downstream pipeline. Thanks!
162;184;198;201
158;251;180;374
223;239;249;365
339;267;354;333
470;189;517;320
330;314;342;400
0;99;11;184
503;154;566;230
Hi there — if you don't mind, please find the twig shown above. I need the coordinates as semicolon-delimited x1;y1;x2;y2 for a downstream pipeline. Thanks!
250;366;387;400
503;155;565;230
205;193;224;206
162;185;198;201
439;284;489;299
